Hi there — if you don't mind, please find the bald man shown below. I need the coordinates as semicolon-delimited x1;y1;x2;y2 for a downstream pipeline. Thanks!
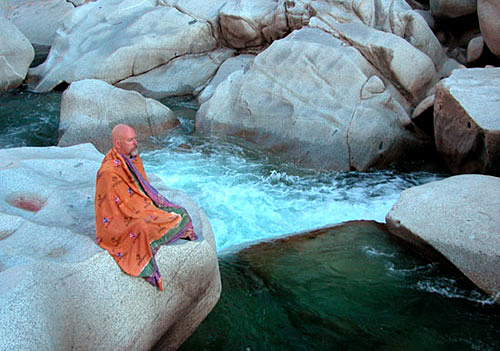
94;124;196;290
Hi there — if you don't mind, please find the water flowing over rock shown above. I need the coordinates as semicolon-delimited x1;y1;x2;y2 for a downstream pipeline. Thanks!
27;0;218;92
0;18;34;91
434;68;500;175
0;143;221;350
430;0;477;18
197;27;430;171
59;79;179;153
478;0;500;58
386;174;500;301
6;0;74;49
116;49;235;100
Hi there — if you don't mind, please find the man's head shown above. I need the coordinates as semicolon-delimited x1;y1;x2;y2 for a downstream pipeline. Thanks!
112;124;138;158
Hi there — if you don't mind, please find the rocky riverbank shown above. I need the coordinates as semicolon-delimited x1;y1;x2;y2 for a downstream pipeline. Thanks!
0;144;221;350
0;0;499;348
1;0;499;174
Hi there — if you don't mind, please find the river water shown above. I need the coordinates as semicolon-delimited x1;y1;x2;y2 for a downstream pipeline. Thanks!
1;90;499;350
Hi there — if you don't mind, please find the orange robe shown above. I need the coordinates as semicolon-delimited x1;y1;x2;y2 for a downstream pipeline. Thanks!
94;148;195;289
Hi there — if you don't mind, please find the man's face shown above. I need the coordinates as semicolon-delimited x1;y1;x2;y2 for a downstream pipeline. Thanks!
116;127;138;158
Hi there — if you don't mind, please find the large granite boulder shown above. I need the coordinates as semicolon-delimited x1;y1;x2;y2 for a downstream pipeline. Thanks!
0;18;34;91
157;0;224;34
59;79;179;153
478;0;500;58
311;21;437;106
197;54;255;104
386;174;500;301
116;49;235;100
0;143;221;350
197;27;429;171
7;0;74;49
292;0;458;79
430;0;477;18
27;0;218;92
434;68;500;175
219;0;289;50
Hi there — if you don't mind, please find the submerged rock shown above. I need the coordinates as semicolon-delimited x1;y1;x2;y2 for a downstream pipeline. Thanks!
181;220;499;350
0;143;220;351
59;79;179;153
0;18;34;91
386;174;500;301
434;68;500;175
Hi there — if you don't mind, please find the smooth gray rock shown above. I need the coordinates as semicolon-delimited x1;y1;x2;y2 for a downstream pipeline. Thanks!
466;36;484;64
59;79;179;153
434;68;500;175
197;54;255;104
430;0;477;18
219;0;289;49
7;0;74;48
0;0;7;18
297;0;458;79
311;20;437;105
116;49;235;100
197;27;429;171
27;0;218;92
0;18;34;91
0;143;221;351
478;0;500;58
386;174;500;301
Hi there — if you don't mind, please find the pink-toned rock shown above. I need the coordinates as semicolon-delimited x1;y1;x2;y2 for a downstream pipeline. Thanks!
478;0;500;58
0;18;34;91
466;36;484;63
386;174;500;302
434;68;500;175
219;0;289;49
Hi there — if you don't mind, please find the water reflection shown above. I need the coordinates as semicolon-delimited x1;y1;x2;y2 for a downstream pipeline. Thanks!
178;222;500;351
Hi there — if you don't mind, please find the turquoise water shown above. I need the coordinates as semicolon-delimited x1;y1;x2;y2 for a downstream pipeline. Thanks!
178;222;500;351
1;92;498;350
0;88;60;148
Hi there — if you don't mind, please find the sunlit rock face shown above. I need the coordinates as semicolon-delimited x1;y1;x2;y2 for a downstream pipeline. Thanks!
58;79;179;153
27;0;218;92
0;144;221;351
197;27;430;171
434;68;500;175
386;174;500;301
0;18;34;92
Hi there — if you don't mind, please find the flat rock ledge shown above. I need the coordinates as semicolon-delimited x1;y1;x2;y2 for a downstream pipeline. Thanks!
386;174;500;302
0;143;221;351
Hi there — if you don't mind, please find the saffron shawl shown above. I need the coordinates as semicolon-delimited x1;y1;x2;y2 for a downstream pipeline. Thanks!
94;148;196;290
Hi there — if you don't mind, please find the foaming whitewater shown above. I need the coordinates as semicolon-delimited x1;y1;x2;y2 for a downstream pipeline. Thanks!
143;130;444;253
